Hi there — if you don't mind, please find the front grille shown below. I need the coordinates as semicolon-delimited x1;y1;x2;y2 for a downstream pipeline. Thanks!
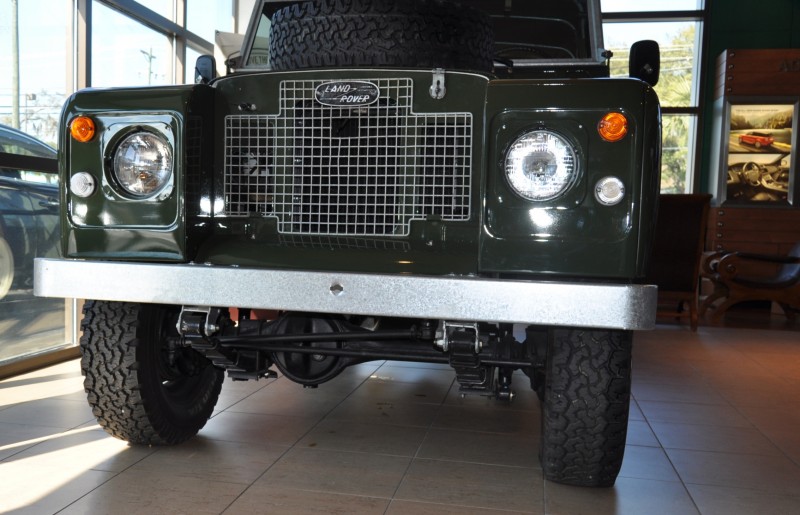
185;116;203;217
278;234;410;252
224;78;472;236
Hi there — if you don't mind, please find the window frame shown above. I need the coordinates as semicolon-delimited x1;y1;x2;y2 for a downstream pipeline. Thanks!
602;6;710;192
75;0;219;90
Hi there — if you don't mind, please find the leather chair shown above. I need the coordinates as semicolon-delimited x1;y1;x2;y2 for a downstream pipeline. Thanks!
646;194;712;331
699;241;800;321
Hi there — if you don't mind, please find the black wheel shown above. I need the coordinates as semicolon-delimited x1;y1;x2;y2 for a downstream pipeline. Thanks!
80;300;223;445
0;235;13;300
540;328;632;487
268;0;494;72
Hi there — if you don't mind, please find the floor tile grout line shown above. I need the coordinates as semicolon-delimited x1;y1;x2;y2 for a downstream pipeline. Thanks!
0;359;146;514
664;335;800;471
218;443;297;514
636;326;800;509
707;386;800;469
383;366;456;513
55;460;155;513
219;360;389;513
208;377;278;418
8;321;800;514
680;479;800;499
636;377;726;515
51;433;159;514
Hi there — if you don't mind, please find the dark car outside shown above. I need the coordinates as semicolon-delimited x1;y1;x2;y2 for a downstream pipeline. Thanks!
0;124;63;364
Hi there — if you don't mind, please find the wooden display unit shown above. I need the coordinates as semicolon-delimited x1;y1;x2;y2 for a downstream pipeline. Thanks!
706;205;800;278
710;49;799;205
708;206;800;253
701;50;800;314
715;49;800;99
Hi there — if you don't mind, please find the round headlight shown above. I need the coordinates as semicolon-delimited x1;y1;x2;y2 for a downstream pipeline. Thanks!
505;130;578;201
112;131;173;197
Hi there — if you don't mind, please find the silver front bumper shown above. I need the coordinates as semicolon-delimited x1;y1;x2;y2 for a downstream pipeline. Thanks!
34;258;656;330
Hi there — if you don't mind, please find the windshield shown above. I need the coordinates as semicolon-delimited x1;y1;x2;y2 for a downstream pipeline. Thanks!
247;11;271;67
244;0;598;68
473;0;593;60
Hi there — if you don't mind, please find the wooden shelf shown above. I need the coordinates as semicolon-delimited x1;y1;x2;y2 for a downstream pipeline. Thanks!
715;49;800;98
706;206;800;277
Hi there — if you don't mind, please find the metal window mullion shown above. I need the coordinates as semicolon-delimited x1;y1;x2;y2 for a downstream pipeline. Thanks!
601;10;704;22
99;0;212;53
76;0;92;89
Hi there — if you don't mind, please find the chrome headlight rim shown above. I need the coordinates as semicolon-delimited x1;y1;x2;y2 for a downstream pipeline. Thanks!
504;129;580;202
110;128;174;200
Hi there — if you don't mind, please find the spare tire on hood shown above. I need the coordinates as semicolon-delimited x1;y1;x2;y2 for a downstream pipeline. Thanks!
268;0;494;72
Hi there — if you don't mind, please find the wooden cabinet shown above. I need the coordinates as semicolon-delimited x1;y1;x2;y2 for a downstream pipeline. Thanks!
708;207;800;253
707;206;800;277
715;49;800;99
703;207;800;315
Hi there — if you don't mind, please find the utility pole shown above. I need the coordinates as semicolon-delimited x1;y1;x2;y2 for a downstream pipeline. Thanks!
11;0;20;129
24;93;36;132
141;48;156;85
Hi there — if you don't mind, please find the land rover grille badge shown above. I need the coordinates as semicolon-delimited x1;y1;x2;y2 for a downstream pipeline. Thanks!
315;81;380;107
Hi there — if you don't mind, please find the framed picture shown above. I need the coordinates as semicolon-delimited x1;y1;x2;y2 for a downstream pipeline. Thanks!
719;98;798;206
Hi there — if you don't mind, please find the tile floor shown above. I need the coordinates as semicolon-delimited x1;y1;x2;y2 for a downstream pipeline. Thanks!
1;323;800;514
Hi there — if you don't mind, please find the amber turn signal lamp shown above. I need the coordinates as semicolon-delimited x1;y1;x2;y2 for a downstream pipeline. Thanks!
70;116;96;142
597;112;628;142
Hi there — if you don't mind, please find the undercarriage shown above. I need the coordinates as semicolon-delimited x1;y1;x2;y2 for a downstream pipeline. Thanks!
177;306;545;401
79;298;633;487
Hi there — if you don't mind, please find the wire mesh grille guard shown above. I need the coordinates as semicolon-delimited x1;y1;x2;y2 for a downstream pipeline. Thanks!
224;78;472;236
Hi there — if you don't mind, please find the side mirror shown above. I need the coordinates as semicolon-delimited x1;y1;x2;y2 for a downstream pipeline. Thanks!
195;55;217;85
629;40;660;87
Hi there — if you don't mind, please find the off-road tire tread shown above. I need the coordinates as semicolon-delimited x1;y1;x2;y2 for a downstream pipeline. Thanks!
269;0;494;71
540;328;632;487
80;300;223;445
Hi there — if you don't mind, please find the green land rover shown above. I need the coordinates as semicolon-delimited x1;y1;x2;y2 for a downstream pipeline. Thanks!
35;0;661;487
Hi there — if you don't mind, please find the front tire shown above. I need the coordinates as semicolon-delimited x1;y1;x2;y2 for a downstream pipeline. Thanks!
540;328;632;487
80;300;224;445
0;236;13;300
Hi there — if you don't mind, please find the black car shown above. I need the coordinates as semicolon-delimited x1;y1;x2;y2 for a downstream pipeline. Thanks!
0;124;62;363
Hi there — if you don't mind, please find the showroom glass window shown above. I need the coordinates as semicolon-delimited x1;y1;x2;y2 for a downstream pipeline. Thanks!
185;0;234;83
602;0;706;193
92;1;174;87
0;0;227;370
136;0;175;21
187;0;234;47
89;1;232;87
0;0;69;145
0;0;74;368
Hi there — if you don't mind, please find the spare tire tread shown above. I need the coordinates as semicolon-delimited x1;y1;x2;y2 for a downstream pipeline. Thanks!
269;0;494;71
